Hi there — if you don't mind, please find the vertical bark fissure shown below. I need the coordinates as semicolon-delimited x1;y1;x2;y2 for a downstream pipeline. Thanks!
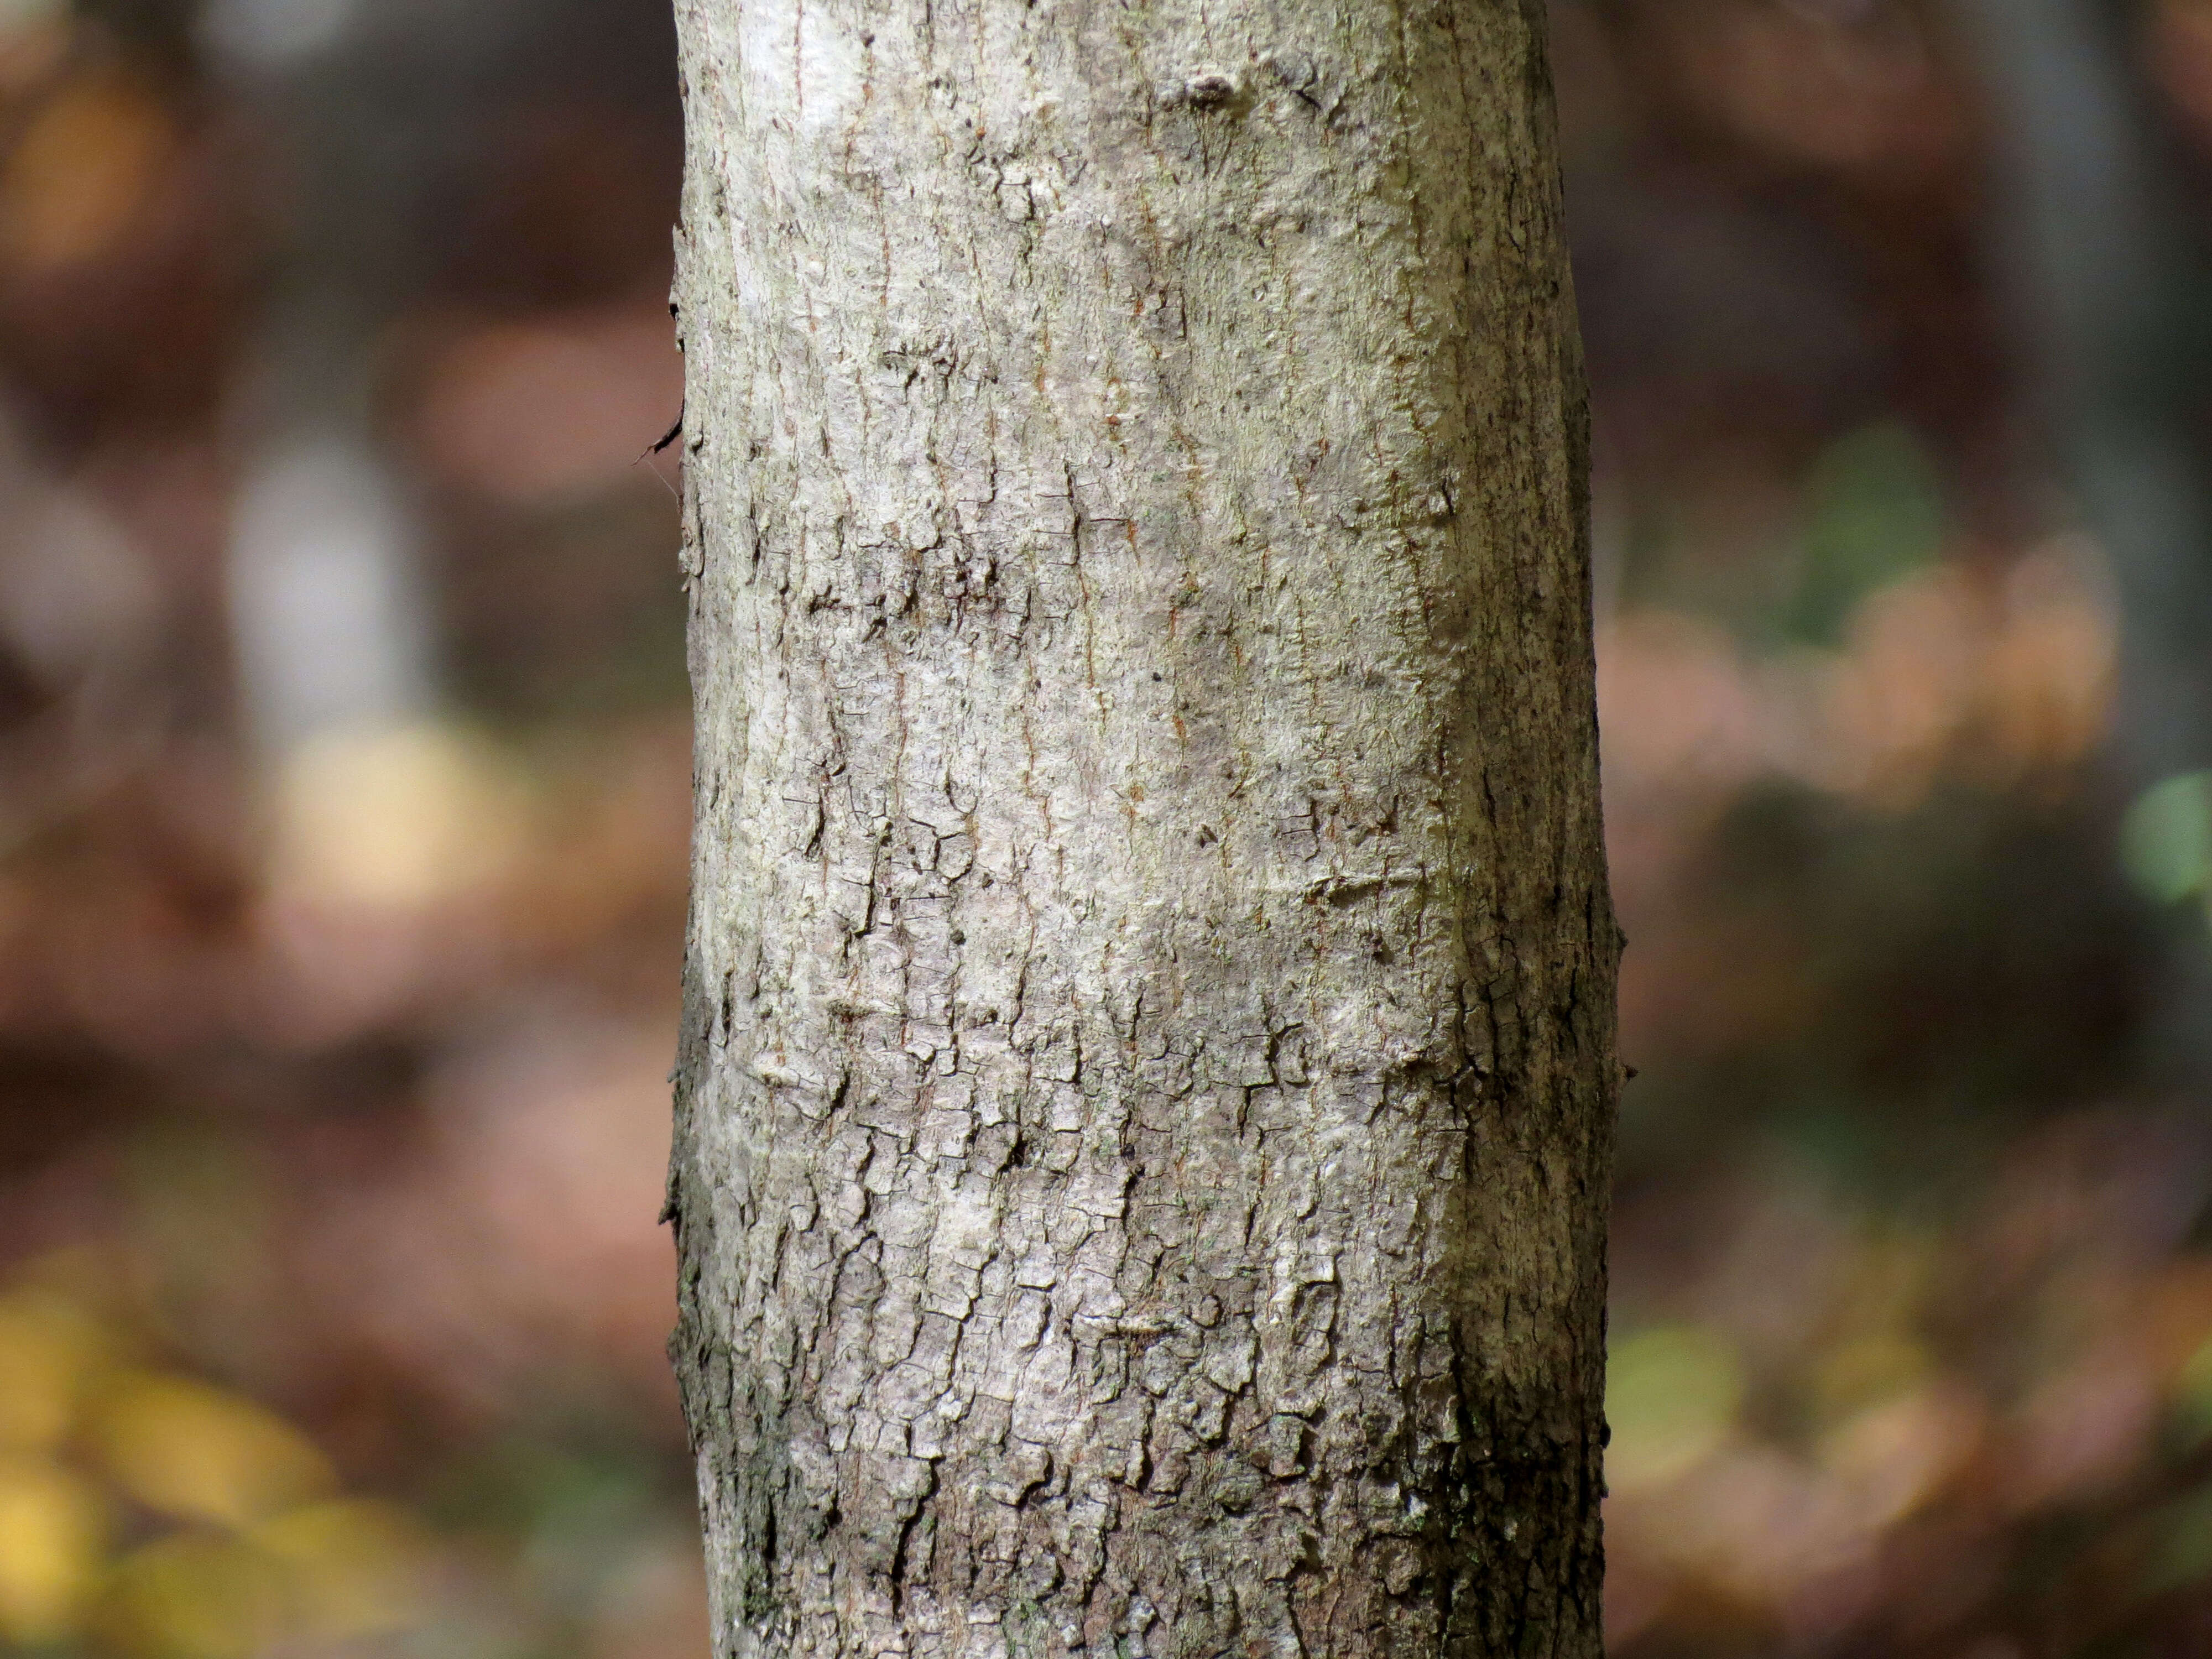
669;4;1618;1658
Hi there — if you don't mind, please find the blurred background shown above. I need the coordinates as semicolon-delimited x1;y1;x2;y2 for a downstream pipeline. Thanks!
2;1;2211;1655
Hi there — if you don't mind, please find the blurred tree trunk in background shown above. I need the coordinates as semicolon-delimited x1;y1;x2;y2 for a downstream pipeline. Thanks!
665;4;1619;1658
1951;0;2212;1074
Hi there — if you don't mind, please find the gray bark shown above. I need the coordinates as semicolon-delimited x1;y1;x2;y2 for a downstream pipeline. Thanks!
665;5;1619;1659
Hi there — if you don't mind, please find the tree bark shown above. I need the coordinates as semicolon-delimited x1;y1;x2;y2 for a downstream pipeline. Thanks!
666;4;1618;1658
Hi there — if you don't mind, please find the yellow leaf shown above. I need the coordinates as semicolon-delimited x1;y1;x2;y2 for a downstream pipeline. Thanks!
96;1532;286;1659
254;1499;432;1639
0;1288;108;1450
0;70;176;272
0;1455;106;1645
90;1374;333;1528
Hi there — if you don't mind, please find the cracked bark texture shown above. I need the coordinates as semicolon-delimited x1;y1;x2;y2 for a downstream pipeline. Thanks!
666;3;1618;1657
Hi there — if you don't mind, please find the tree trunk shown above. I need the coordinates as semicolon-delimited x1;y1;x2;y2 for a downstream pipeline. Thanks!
665;4;1619;1658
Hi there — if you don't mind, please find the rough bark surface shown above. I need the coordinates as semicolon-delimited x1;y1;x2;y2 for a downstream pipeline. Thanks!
666;4;1618;1658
